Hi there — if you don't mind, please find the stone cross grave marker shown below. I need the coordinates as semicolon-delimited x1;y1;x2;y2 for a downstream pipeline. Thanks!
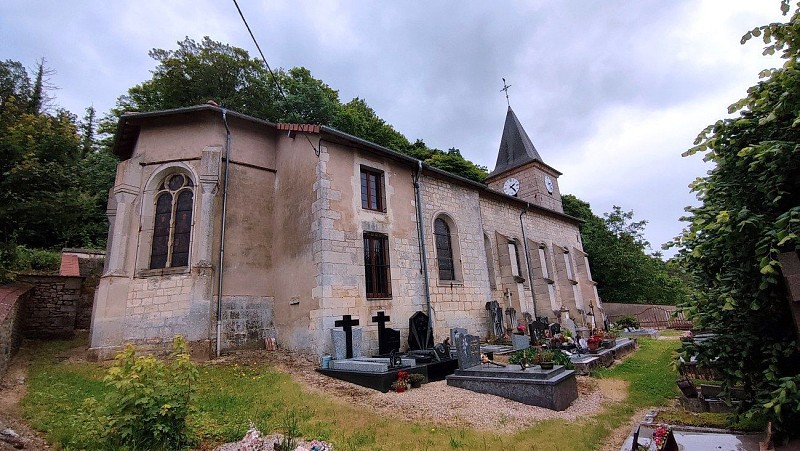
334;314;360;359
408;311;434;350
372;311;400;355
485;300;504;338
455;333;481;370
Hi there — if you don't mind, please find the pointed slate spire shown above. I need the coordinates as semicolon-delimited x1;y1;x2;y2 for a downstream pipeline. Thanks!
488;107;543;178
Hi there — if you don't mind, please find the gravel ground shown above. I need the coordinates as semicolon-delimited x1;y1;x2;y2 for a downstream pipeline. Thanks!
217;350;628;434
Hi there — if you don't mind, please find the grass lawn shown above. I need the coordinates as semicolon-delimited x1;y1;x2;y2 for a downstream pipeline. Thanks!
21;336;680;450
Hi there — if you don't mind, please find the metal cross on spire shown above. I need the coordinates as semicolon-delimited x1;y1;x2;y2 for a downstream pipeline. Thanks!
501;78;512;107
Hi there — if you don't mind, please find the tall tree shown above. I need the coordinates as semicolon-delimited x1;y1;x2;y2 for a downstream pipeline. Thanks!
563;195;690;305
671;0;800;439
108;37;489;181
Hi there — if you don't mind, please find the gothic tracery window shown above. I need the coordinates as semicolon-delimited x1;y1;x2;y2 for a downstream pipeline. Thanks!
150;173;194;269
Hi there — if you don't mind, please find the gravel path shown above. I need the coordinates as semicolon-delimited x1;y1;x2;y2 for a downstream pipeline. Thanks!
220;350;628;434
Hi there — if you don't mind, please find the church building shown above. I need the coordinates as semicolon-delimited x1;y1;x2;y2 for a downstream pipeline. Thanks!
89;103;604;358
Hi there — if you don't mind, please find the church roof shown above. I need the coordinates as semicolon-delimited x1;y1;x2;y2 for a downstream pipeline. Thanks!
487;107;543;179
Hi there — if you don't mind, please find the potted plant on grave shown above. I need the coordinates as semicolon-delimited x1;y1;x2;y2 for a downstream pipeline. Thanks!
587;335;602;352
392;370;409;393
538;350;555;370
407;373;424;388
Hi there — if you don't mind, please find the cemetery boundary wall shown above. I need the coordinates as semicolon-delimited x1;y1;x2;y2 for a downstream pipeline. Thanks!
604;303;691;330
0;283;34;379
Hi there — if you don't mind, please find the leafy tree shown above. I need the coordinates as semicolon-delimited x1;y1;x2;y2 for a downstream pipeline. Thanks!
0;60;116;281
670;0;800;439
108;37;489;181
563;194;690;305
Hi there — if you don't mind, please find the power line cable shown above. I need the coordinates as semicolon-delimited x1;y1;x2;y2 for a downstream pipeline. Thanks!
231;0;320;156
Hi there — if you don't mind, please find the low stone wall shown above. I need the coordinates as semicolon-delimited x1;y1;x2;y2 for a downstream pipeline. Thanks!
17;275;83;339
0;283;34;378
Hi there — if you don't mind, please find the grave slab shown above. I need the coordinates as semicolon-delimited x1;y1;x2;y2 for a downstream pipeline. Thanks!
446;364;578;411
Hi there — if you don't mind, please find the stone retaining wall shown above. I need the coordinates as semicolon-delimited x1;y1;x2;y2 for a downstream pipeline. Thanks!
17;275;83;339
0;283;34;378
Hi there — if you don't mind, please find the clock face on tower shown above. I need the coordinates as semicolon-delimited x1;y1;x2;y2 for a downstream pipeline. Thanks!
503;177;520;196
544;175;554;194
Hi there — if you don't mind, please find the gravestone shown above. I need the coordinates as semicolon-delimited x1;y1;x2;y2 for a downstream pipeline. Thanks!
531;319;548;341
331;328;362;360
548;322;561;336
450;327;467;346
408;311;434;350
485;300;504;337
562;317;577;337
505;307;517;331
523;312;534;327
333;315;361;359
372;311;400;355
455;333;481;370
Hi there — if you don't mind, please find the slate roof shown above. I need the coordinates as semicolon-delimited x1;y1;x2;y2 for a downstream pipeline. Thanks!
487;106;543;178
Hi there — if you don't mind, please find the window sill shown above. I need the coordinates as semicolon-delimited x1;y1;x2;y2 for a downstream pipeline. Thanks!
361;208;387;215
367;296;392;301
136;267;190;278
436;280;464;287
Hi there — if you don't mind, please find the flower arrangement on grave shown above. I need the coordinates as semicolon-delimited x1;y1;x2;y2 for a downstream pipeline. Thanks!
515;324;527;335
587;335;602;351
636;423;674;451
392;370;409;392
407;373;424;388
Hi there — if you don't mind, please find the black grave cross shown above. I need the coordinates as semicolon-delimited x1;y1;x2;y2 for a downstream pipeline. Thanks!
335;314;360;359
372;311;391;336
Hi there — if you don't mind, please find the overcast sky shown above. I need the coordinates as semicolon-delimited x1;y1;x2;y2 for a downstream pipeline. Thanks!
1;1;788;257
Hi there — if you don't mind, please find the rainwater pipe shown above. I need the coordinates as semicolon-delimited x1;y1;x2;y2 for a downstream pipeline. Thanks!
216;109;232;358
519;206;537;319
413;161;433;344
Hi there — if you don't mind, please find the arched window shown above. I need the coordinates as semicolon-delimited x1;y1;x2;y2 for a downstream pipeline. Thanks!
434;217;455;280
150;173;194;269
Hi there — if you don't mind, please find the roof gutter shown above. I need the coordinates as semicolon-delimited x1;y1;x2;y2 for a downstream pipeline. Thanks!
216;109;232;358
413;161;433;345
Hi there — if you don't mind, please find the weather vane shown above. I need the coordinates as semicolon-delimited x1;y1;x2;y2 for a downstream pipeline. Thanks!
501;78;512;107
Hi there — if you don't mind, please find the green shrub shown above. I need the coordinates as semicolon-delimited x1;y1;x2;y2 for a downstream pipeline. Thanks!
615;315;640;329
76;336;199;450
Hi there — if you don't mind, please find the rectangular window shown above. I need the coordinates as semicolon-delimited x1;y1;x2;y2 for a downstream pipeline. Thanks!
360;167;385;211
563;250;575;281
364;233;391;298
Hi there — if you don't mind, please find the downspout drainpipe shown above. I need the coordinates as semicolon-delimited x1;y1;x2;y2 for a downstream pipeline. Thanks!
520;205;537;319
216;109;232;358
413;161;433;346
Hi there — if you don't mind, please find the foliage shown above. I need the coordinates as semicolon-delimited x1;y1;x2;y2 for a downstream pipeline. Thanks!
0;59;116;280
109;36;488;182
24;335;679;450
669;1;800;439
562;194;692;305
615;315;641;329
508;347;573;369
76;336;199;450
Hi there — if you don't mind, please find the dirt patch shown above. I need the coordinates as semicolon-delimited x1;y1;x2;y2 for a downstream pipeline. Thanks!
0;342;52;450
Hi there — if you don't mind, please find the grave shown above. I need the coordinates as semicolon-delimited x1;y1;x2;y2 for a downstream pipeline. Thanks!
372;311;401;355
332;314;362;360
569;337;638;375
447;339;578;410
318;312;458;391
485;300;505;338
408;311;434;350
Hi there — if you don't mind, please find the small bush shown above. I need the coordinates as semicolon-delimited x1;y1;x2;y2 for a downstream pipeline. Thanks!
615;315;640;329
75;336;199;450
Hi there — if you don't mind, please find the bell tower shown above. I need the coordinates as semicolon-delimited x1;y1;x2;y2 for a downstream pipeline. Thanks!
484;107;564;213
